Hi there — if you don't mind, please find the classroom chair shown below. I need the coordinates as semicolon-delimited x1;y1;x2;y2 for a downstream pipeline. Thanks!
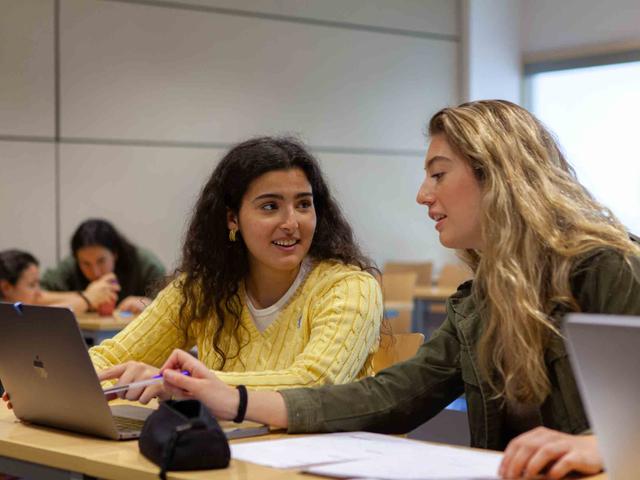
381;272;417;333
372;332;425;373
429;263;473;315
383;261;433;287
437;263;473;287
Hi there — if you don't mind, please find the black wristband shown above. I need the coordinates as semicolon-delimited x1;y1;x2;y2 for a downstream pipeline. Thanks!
233;385;248;424
77;291;94;311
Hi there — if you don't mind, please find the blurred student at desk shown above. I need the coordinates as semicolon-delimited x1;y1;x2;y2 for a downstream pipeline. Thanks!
155;101;640;480
40;219;165;315
92;136;382;395
0;249;44;397
0;250;42;306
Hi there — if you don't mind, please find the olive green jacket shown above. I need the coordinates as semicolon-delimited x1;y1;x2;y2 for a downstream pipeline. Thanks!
281;246;640;450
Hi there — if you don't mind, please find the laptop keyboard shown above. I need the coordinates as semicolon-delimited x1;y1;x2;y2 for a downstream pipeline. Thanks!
113;415;145;433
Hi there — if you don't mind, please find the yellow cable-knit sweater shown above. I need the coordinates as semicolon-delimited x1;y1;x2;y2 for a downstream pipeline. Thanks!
89;260;382;389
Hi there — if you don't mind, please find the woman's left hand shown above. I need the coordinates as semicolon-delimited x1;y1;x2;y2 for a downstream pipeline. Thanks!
98;361;163;404
499;426;603;479
117;296;151;314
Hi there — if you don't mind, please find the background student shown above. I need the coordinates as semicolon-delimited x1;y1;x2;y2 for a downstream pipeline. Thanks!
40;218;165;314
0;250;42;305
0;250;41;398
157;101;640;479
93;136;382;397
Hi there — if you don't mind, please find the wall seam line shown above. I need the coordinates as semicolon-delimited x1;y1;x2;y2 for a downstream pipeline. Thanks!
103;0;460;42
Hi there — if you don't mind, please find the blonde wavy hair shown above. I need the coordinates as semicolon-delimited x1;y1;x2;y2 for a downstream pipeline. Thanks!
429;99;639;404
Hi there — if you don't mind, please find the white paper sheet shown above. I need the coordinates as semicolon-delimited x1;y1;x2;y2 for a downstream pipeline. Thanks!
230;431;502;478
306;445;502;479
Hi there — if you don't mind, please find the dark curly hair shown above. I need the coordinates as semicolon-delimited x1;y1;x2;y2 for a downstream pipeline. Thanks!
71;218;138;294
177;136;377;368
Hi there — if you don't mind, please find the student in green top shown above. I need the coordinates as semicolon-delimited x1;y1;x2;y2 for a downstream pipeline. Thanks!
40;219;165;314
153;100;640;479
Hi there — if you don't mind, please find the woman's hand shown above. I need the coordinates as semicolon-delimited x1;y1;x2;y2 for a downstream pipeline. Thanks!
2;392;13;410
84;273;120;309
161;349;289;428
499;427;603;479
117;296;151;314
98;361;161;404
160;349;239;420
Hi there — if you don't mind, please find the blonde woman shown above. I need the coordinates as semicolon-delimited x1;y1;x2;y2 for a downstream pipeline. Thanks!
134;102;640;478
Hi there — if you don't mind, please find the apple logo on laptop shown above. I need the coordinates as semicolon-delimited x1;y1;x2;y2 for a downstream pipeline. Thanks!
33;355;48;379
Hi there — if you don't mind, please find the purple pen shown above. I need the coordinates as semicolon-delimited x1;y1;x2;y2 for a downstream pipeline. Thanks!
103;370;190;395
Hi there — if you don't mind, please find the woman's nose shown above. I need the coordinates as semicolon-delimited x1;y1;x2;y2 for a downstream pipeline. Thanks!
89;265;102;280
416;181;434;206
281;208;299;231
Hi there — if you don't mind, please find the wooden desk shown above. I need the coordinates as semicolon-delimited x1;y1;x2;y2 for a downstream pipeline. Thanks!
0;405;305;479
76;311;136;346
0;405;607;480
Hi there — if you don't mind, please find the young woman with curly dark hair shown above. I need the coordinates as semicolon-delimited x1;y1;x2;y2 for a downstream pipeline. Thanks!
91;136;382;397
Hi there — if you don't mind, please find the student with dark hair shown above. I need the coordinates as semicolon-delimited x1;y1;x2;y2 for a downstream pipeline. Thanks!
155;102;640;479
0;250;42;305
41;219;165;314
0;249;42;398
92;136;382;394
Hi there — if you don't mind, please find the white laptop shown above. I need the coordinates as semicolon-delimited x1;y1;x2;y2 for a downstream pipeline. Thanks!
564;313;640;480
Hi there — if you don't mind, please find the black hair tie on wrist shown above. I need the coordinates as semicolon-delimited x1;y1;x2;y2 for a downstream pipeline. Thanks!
77;291;93;311
233;385;248;424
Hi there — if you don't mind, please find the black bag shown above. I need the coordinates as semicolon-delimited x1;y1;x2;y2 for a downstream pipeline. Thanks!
139;399;230;479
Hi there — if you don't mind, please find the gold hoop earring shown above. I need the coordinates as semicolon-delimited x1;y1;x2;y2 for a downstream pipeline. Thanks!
229;229;237;242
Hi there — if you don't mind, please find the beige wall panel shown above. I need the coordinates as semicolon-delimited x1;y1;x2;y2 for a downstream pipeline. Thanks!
57;143;454;273
58;144;224;271
0;141;56;269
0;0;55;137
319;152;455;270
60;0;458;151
522;0;640;55
154;0;460;36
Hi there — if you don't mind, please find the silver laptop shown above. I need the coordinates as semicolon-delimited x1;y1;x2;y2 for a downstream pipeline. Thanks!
565;313;640;480
0;302;153;440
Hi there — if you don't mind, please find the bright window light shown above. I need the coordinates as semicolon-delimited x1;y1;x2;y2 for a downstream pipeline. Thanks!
529;61;640;235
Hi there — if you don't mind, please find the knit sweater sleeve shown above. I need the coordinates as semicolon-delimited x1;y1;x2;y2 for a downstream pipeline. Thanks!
89;281;191;372
216;270;382;389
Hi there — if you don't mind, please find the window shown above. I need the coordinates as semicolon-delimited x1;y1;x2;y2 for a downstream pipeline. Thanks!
526;56;640;235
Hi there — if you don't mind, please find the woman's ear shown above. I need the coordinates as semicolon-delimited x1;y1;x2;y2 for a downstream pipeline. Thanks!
226;209;239;231
0;279;13;299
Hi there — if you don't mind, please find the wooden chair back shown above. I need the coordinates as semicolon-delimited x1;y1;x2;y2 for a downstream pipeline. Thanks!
372;332;425;373
436;263;473;287
385;308;413;334
381;272;417;333
381;272;417;303
384;261;433;287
